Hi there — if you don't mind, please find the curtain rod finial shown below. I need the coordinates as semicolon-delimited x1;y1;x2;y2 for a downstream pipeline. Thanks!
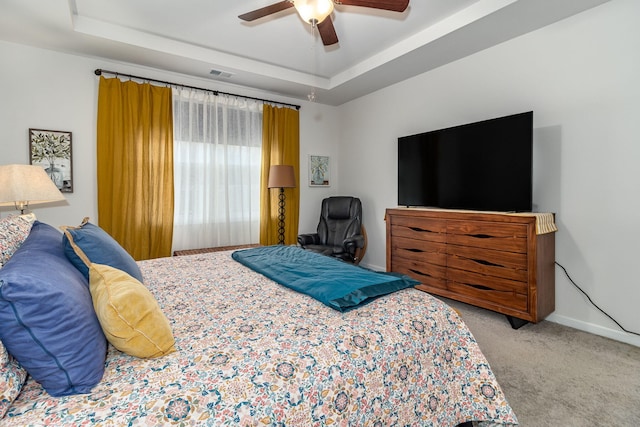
94;69;102;76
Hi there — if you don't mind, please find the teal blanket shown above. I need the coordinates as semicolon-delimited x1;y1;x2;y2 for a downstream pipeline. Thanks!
231;245;419;311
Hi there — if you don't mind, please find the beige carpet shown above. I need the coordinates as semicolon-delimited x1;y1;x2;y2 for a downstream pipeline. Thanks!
441;298;640;427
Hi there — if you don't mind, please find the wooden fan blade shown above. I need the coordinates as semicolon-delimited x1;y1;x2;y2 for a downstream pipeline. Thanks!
238;1;294;21
336;0;409;13
318;17;339;46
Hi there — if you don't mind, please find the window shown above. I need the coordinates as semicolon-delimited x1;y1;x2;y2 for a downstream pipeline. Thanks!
172;90;262;252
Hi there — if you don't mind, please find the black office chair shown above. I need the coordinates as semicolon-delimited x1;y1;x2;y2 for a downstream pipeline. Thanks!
297;196;367;264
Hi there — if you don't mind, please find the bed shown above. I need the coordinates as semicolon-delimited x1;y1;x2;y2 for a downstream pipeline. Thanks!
1;218;518;426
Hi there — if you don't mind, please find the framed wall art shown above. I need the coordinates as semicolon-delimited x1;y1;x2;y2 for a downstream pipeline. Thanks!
29;128;73;193
309;155;330;187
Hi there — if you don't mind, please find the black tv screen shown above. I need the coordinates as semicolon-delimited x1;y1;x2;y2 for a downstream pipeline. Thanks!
398;111;533;212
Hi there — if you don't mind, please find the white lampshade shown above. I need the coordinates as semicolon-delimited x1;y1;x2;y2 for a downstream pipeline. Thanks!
0;164;66;212
294;0;334;24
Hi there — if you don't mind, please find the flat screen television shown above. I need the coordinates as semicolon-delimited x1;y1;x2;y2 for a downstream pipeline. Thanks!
398;111;533;212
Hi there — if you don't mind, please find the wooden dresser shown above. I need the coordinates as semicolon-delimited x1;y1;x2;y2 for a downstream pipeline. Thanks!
386;208;555;327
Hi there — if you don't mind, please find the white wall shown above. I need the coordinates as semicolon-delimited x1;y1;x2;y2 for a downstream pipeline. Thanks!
296;102;343;236
0;41;340;236
1;42;98;226
337;0;640;346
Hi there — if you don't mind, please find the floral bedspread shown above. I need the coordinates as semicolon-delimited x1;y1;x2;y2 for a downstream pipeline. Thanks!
4;251;518;426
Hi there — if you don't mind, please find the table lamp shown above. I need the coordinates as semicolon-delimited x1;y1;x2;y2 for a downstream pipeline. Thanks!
0;164;66;214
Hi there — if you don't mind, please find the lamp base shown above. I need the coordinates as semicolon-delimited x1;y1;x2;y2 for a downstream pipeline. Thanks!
277;188;286;245
14;201;29;215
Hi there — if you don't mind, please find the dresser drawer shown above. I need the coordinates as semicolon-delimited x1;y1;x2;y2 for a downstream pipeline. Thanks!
446;245;528;282
393;258;447;291
390;216;446;243
448;267;527;293
447;269;528;311
446;220;528;253
391;236;446;262
446;281;528;312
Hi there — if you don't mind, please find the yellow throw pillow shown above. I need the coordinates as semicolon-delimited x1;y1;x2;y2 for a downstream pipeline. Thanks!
89;263;176;358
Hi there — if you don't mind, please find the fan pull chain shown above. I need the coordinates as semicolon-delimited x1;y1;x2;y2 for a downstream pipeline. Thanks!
308;21;317;102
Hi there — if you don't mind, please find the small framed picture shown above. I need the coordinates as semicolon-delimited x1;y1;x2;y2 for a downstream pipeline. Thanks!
29;128;73;193
309;155;330;187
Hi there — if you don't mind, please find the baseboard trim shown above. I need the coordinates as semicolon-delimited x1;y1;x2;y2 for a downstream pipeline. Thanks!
546;313;640;348
173;244;258;256
363;262;385;272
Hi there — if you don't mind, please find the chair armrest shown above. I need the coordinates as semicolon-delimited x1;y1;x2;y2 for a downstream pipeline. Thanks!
297;233;320;247
343;234;365;253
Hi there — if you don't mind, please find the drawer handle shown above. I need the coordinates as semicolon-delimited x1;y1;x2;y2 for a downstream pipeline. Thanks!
467;283;493;291
409;226;435;233
470;233;492;239
471;258;502;267
409;268;430;278
406;248;425;253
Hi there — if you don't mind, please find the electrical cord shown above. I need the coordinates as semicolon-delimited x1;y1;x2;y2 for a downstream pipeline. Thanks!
555;261;640;337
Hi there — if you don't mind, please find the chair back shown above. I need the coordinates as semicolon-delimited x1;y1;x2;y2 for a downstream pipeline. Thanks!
317;197;362;246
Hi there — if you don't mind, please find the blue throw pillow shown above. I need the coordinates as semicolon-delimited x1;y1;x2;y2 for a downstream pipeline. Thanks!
0;221;107;397
61;217;143;282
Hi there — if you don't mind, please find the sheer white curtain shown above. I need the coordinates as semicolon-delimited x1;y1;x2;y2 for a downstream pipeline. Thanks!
172;89;263;252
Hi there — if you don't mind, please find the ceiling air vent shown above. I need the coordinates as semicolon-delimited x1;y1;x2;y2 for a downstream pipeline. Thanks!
209;69;234;78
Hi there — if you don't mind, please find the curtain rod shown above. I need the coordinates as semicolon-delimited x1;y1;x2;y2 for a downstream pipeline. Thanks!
94;69;301;110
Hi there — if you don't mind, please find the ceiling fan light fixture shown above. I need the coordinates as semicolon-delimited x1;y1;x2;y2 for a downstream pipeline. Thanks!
294;0;334;25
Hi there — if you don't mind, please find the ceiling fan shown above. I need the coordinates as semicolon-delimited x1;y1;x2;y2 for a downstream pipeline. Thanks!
239;0;410;46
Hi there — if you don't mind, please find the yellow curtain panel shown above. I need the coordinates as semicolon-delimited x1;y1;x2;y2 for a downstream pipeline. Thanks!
260;105;300;246
96;76;174;260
